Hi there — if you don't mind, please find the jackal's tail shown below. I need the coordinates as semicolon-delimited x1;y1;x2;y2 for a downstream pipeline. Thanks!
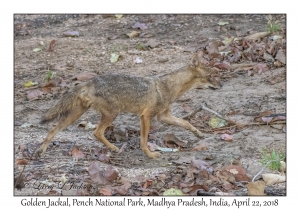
40;85;90;124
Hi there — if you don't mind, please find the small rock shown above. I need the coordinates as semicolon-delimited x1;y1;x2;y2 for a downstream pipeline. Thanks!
270;124;283;130
128;50;141;55
158;57;169;63
183;47;197;52
14;120;22;126
263;52;275;62
145;39;160;48
153;48;162;52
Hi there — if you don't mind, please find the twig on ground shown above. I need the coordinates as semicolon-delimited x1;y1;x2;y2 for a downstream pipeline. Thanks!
26;101;44;112
183;102;238;125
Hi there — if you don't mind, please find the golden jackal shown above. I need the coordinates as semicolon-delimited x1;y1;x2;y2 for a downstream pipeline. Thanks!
36;54;221;159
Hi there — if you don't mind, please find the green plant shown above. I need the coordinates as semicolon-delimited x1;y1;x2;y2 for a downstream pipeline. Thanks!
136;42;144;50
260;148;285;171
111;44;117;53
120;44;127;51
267;15;282;33
45;70;57;82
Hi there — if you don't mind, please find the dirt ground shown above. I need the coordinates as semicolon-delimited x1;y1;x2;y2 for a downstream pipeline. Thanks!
14;14;286;196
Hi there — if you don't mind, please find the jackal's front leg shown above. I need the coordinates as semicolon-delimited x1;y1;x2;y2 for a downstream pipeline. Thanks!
158;109;204;138
140;114;160;158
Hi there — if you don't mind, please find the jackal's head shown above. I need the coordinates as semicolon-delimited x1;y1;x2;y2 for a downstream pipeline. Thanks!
189;54;222;89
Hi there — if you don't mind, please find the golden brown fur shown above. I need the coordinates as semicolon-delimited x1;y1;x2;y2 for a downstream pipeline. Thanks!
36;54;221;159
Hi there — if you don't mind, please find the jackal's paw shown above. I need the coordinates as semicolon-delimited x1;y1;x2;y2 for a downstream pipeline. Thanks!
34;148;44;159
193;130;204;138
110;146;119;153
147;151;161;159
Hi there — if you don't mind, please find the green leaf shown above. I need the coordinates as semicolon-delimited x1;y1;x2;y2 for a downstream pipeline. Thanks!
115;15;123;19
110;53;120;63
208;116;227;128
218;21;229;26
24;81;38;87
163;188;184;196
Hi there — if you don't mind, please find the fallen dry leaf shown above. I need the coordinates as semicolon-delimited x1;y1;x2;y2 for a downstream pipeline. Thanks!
244;32;271;41
163;133;187;148
143;180;152;189
246;181;265;195
71;147;85;160
16;159;28;165
262;174;286;185
27;89;43;100
88;162;110;185
192;143;207;151
223;165;250;182
206;41;224;54
100;188;112;196
42;87;51;93
192;159;213;173
214;61;231;70
216;170;235;183
113;177;131;195
43;76;62;88
48;40;56;51
126;31;140;38
221;134;233;141
253;63;269;74
47;190;57;195
103;165;119;182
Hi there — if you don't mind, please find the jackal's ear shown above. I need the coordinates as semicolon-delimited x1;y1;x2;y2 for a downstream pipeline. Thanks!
190;54;200;68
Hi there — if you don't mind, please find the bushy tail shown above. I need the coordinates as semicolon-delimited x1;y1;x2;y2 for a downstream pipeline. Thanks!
40;86;83;124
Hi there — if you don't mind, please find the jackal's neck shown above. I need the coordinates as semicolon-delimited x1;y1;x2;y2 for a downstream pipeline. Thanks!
159;65;197;102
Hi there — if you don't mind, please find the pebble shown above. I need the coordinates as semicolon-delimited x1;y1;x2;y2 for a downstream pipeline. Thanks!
128;50;141;55
158;57;169;63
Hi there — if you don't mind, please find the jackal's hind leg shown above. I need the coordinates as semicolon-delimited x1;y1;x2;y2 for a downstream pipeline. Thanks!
35;106;88;159
93;112;119;152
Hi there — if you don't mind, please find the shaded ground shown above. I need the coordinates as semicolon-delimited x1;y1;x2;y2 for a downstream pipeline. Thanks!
14;14;286;196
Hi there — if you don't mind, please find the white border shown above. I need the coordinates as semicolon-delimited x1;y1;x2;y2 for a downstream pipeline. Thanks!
3;0;297;209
